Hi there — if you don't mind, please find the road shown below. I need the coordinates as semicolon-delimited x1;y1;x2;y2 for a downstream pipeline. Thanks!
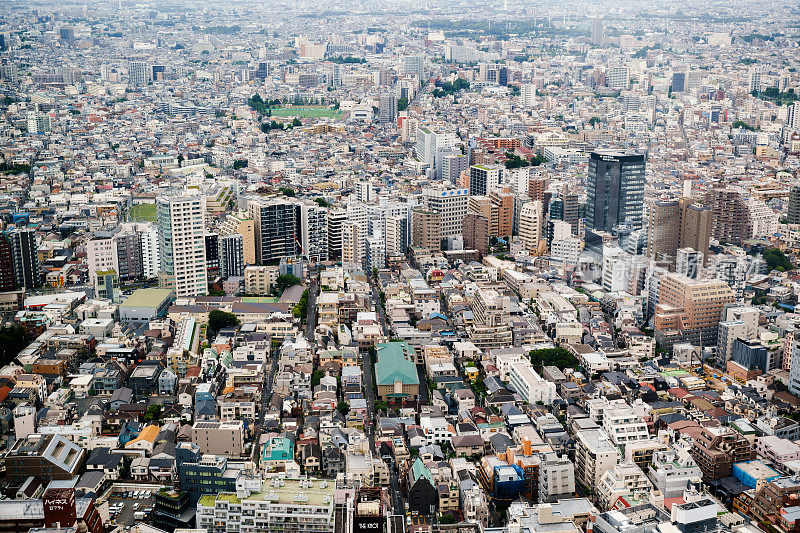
368;275;406;519
305;277;318;341
370;277;389;337
252;339;280;462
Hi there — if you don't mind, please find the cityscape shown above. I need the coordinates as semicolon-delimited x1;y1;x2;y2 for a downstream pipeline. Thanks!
1;2;800;533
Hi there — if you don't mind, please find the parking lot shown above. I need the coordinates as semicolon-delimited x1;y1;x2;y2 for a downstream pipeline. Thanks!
107;490;155;526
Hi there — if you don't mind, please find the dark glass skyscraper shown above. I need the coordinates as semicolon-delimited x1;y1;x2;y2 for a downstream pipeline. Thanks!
585;150;645;234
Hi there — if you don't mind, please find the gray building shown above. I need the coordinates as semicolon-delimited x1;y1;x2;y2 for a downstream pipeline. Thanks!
219;234;245;278
586;150;645;233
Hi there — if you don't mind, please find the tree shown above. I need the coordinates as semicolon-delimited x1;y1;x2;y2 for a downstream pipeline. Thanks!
279;187;296;197
732;120;757;131
439;514;457;524
374;400;388;412
314;197;330;208
232;159;247;170
293;289;309;320
337;401;350;415
208;310;240;337
529;347;578;371
763;248;793;272
0;325;28;367
397;97;409;111
276;274;302;293
311;369;324;387
292;117;302;127
144;404;162;422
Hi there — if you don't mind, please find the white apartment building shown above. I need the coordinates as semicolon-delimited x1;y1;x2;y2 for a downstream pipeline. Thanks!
86;235;117;284
647;449;703;498
551;238;582;266
597;462;652;510
602;404;650;445
508;358;557;405
244;265;279;295
756;435;800;464
538;453;575;503
197;479;336;533
157;194;208;297
519;201;544;252
140;226;160;279
422;187;469;238
575;429;620;492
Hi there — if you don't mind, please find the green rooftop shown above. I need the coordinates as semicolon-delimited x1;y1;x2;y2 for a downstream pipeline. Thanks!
375;342;419;386
120;288;175;308
242;296;280;303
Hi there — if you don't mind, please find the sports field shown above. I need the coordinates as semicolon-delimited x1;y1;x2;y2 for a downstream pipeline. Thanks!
130;203;156;222
270;106;341;118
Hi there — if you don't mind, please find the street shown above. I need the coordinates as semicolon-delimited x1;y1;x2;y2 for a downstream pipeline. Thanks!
369;275;406;519
252;339;280;462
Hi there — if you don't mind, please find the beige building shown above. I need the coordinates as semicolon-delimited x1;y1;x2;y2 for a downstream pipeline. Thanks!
411;206;442;252
219;211;257;265
193;420;246;457
519;200;544;253
244;265;279;295
654;273;735;347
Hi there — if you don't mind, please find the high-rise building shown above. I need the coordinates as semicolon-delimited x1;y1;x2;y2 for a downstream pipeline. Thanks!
591;18;604;45
788;103;800;132
327;209;348;260
404;55;426;79
788;185;800;224
140;226;160;279
488;188;514;240
563;193;580;234
218;212;256;265
462;213;489;256
519;201;544;253
247;198;300;264
676;248;703;279
356;181;375;203
385;215;409;259
646;198;710;266
469;165;502;196
422;187;469;238
156;194;208;297
341;221;362;265
6;229;38;290
606;66;630;90
298;201;328;262
586;150;645;233
205;233;220;278
415;128;458;172
442;154;469;184
654;273;735;347
59;27;75;43
411;207;442;252
26;111;51;135
0;235;15;291
219;234;245;278
378;92;397;124
521;84;536;107
468;196;496;237
748;65;762;93
528;177;547;203
671;72;686;93
128;61;151;86
704;187;751;245
255;62;270;80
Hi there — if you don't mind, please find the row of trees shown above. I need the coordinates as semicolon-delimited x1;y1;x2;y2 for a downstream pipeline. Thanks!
432;78;470;97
